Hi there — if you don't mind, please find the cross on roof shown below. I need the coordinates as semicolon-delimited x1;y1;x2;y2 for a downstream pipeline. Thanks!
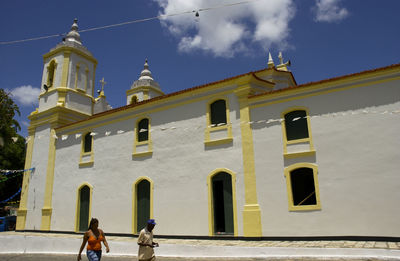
99;77;107;92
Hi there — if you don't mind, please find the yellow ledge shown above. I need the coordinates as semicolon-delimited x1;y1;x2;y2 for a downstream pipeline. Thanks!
132;151;153;158
79;161;94;167
284;150;316;159
204;137;233;147
289;204;321;211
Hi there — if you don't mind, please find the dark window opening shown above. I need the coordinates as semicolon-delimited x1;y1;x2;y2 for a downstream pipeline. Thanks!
137;119;149;142
284;110;309;141
47;61;56;87
131;96;138;104
84;133;92;153
290;167;317;206
210;100;227;126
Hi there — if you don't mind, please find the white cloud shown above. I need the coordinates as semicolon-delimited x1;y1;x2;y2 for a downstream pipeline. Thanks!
10;85;40;106
313;0;349;23
154;0;295;57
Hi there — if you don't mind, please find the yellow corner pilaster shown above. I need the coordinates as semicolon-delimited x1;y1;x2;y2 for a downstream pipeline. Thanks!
40;127;57;230
16;128;35;230
61;51;71;87
235;86;262;237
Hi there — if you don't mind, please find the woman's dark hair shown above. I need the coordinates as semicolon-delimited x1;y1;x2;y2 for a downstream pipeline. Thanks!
88;218;98;230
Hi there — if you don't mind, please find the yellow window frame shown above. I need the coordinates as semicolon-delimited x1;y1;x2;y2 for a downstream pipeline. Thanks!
284;163;321;211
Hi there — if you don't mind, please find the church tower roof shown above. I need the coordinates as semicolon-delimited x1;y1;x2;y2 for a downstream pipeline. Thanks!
131;59;161;91
65;18;82;45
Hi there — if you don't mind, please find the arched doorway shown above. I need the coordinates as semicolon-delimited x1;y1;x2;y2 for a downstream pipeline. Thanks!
211;172;234;235
78;185;90;232
136;179;150;233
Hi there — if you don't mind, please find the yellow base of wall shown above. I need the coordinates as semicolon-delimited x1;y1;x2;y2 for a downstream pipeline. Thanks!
16;209;27;230
242;204;262;237
41;207;53;230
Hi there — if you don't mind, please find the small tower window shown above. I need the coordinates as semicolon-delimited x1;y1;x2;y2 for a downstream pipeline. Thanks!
137;119;149;142
84;132;92;153
47;60;56;88
131;95;138;104
210;100;227;126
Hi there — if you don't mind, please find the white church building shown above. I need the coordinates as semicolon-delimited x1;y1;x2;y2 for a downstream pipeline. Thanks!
17;20;400;238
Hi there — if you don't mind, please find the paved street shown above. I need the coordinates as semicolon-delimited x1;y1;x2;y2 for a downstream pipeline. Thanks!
0;254;391;261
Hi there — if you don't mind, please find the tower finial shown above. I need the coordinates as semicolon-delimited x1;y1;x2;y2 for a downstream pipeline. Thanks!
278;52;284;65
64;18;82;45
268;52;275;68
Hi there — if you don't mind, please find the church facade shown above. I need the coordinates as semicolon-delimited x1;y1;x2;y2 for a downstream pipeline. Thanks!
16;20;400;238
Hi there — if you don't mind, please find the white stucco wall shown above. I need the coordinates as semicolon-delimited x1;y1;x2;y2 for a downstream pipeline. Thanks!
25;124;51;230
51;88;247;236
251;79;400;237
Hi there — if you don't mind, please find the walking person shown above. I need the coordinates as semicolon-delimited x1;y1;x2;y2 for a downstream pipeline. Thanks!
77;218;110;261
137;219;159;261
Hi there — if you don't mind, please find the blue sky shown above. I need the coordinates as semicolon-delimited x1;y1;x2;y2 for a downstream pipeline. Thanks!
1;0;399;138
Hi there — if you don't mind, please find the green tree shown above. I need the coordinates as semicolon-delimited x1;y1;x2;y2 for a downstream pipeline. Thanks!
0;88;26;207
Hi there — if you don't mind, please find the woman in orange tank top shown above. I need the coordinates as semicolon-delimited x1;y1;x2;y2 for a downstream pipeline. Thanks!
77;218;110;261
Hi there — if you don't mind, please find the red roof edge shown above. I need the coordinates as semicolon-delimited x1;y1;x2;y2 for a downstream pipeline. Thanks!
249;63;400;99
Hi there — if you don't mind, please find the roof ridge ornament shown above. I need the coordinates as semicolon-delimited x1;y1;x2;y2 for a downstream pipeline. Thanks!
267;52;275;68
276;52;291;71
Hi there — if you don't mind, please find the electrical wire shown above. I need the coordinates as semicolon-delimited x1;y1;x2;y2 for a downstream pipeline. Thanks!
0;0;261;45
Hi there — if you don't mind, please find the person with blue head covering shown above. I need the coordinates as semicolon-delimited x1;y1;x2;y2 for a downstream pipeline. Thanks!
137;219;159;261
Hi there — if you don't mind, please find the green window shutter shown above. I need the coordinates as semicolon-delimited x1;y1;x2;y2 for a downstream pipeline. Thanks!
284;110;309;141
137;180;150;232
210;100;227;125
79;186;90;231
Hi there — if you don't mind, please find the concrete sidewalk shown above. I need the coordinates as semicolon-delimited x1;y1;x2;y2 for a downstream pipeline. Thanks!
0;232;399;260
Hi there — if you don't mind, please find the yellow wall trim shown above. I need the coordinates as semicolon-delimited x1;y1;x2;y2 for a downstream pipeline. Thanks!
40;128;57;230
16;129;36;230
284;150;316;159
250;75;400;108
284;163;321;211
280;107;315;156
235;85;262;237
205;97;233;146
43;45;98;65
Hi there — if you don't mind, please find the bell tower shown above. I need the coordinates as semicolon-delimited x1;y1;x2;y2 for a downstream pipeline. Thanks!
16;19;98;232
38;18;97;115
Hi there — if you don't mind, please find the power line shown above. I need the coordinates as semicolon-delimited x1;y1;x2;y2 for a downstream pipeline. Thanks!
0;0;261;45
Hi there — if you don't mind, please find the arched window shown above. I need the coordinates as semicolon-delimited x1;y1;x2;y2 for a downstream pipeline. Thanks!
136;179;150;233
137;119;149;142
284;163;321;211
284;110;309;141
84;132;92;153
211;172;234;235
47;60;56;88
77;185;91;232
210;100;227;126
130;95;138;105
